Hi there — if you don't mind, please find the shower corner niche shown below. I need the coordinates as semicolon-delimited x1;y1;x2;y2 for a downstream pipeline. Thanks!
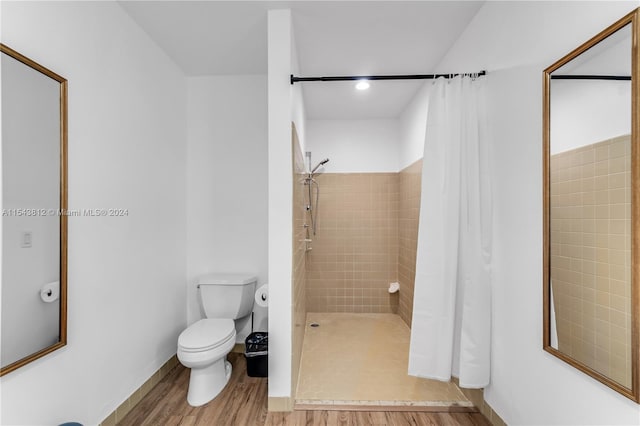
0;43;68;376
542;7;640;402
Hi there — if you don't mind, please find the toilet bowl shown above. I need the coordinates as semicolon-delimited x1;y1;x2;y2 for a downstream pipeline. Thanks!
178;273;257;406
177;318;236;406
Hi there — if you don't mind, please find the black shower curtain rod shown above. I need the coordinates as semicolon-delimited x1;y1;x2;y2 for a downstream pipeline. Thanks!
290;71;487;84
551;74;631;81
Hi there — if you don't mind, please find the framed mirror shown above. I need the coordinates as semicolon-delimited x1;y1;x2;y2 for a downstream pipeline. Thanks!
1;44;68;376
543;8;639;401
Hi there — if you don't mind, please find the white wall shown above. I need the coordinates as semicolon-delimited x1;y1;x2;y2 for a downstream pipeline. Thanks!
291;35;307;158
399;82;430;170
267;8;294;400
306;119;400;173
551;80;631;154
186;75;268;342
1;52;60;367
436;1;640;424
0;2;187;425
266;8;308;402
307;82;430;174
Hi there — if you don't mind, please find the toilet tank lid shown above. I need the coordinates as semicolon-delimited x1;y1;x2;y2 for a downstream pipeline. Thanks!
198;273;257;286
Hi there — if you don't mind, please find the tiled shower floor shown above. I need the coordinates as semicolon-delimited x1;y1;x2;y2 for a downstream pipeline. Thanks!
295;312;473;408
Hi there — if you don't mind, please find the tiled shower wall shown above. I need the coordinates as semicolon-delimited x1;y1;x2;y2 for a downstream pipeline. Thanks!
305;162;423;320
550;134;631;388
292;127;307;394
306;173;400;313
398;160;422;327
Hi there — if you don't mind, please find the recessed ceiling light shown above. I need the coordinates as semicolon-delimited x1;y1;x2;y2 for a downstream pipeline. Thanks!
355;80;370;91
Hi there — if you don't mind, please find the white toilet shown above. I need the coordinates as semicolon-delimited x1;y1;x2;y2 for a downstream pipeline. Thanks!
177;273;256;406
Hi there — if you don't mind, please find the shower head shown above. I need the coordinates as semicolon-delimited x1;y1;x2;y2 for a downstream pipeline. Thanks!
311;158;330;174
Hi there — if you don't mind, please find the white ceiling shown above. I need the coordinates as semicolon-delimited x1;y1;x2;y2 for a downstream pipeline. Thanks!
302;79;426;120
120;1;271;75
119;1;484;119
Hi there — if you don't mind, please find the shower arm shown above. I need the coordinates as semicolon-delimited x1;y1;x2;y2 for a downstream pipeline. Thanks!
311;158;329;175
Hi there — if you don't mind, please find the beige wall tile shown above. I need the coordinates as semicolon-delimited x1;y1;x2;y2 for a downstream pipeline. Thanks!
303;162;416;318
397;160;422;327
305;171;402;314
549;135;631;389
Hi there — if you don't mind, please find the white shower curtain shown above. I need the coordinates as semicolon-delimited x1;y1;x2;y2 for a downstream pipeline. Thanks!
408;75;492;388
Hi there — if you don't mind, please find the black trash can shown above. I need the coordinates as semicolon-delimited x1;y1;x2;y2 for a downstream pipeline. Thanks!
245;332;268;377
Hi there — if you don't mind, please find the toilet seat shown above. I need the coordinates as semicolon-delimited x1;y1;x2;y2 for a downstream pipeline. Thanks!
178;319;235;353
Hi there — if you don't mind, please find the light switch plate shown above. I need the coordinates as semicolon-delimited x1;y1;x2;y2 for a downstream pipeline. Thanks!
21;231;32;248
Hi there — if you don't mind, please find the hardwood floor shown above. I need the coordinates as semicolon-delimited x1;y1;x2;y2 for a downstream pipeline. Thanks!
119;353;491;426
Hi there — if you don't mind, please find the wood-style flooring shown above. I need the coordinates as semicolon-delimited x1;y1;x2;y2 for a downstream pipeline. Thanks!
119;353;491;426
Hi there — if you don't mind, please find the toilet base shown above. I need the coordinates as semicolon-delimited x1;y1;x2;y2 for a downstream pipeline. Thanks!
186;358;232;407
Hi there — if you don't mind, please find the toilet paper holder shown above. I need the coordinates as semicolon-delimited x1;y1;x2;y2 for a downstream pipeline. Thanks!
254;284;268;307
40;281;60;303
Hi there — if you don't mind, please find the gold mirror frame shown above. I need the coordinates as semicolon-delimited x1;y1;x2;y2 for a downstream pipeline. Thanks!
543;8;640;402
0;44;68;376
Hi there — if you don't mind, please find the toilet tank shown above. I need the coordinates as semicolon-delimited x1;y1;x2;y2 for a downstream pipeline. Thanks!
197;273;257;319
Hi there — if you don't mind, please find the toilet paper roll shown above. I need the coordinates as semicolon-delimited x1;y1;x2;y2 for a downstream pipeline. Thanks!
254;284;268;307
40;281;60;303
